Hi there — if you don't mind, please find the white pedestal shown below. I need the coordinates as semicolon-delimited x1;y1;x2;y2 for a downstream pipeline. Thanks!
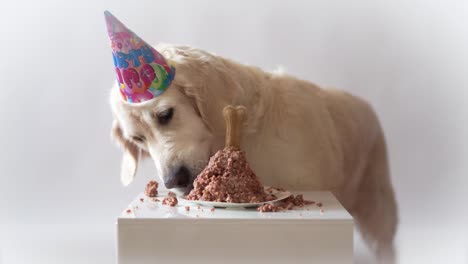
117;191;353;264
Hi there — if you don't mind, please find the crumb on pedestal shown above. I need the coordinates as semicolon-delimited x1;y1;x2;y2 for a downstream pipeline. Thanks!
257;203;279;212
145;180;159;197
162;196;178;207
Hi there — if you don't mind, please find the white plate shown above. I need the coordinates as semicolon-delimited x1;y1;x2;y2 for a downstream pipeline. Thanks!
178;186;291;208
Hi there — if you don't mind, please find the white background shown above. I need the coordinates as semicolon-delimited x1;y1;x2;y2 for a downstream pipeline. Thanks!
1;0;467;263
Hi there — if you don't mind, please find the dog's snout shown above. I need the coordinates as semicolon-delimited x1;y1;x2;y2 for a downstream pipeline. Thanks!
164;166;191;189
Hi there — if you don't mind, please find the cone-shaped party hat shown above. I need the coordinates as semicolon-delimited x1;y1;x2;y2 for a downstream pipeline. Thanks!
104;11;175;103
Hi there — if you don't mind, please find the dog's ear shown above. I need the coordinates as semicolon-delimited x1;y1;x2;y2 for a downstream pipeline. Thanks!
111;119;140;186
180;84;229;135
175;56;241;136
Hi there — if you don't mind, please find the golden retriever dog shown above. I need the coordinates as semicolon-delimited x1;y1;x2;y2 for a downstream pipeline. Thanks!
110;44;398;263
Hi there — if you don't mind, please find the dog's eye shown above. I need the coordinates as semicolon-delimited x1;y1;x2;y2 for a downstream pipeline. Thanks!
157;108;174;125
131;135;145;143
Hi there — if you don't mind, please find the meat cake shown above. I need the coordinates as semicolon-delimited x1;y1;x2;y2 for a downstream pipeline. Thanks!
186;105;269;203
186;146;267;203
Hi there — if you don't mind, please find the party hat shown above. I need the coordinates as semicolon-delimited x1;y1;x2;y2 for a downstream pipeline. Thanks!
104;11;175;103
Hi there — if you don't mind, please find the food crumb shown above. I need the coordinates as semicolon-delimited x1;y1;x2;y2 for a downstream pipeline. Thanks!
126;209;131;214
151;198;160;202
257;203;279;212
162;196;178;207
316;202;323;207
265;194;278;201
168;191;176;197
145;180;159;197
320;208;325;214
293;194;304;206
185;206;190;212
270;186;286;192
139;198;144;202
256;193;315;212
210;207;215;212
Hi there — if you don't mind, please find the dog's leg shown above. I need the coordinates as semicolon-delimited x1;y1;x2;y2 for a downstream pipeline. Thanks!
352;131;399;264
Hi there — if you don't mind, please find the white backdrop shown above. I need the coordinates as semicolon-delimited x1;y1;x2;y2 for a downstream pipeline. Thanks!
1;0;467;263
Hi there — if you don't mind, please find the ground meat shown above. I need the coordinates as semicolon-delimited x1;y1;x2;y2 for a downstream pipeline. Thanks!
265;186;287;193
186;147;267;203
260;194;320;212
150;198;160;202
280;194;315;207
265;194;278;201
168;191;176;197
257;203;279;212
285;202;295;210
282;195;295;205
293;194;304;206
162;196;178;206
145;180;158;197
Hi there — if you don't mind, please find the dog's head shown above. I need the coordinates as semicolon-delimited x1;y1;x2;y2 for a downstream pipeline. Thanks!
110;45;248;194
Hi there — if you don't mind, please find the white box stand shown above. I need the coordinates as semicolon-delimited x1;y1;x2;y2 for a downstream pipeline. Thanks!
117;191;353;264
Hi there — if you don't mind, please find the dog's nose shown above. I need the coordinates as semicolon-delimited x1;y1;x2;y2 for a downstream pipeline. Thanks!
164;166;191;189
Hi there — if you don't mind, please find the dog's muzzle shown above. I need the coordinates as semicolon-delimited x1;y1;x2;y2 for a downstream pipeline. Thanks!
164;166;191;189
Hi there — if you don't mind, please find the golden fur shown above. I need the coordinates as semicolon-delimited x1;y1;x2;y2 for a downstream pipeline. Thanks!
110;44;398;263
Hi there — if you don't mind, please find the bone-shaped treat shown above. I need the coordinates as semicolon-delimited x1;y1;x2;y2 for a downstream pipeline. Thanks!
223;105;246;148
